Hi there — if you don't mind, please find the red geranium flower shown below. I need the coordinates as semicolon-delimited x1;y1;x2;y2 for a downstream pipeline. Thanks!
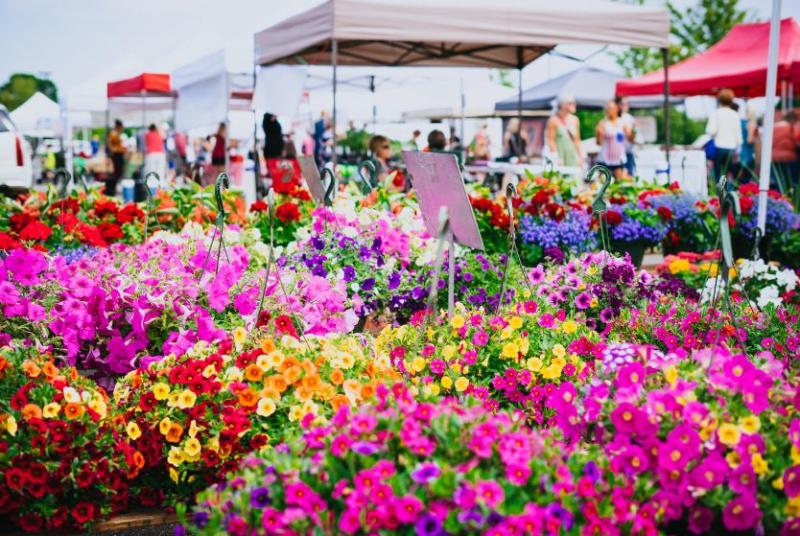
94;200;119;218
0;232;21;250
739;196;754;214
604;210;623;226
98;222;124;242
117;204;145;224
17;512;43;533
275;202;301;223
76;223;107;248
55;211;79;232
739;183;758;195
138;391;157;412
19;220;52;242
49;198;80;214
5;467;26;491
657;206;673;221
9;212;33;233
250;200;268;213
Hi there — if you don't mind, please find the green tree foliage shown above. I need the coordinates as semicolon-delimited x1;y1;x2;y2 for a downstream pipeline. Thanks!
0;73;59;111
612;0;754;77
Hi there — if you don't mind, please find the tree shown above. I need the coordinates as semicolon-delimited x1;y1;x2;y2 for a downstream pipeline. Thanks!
0;73;59;111
611;0;754;77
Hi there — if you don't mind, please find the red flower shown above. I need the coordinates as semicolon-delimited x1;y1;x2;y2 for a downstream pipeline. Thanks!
49;198;80;214
117;204;145;224
256;310;272;328
98;222;124;242
139;391;157;412
17;512;43;533
94;200;119;218
610;195;627;205
19;220;53;242
545;202;566;222
27;463;48;485
531;190;551;206
668;230;680;245
274;314;298;338
71;502;96;525
739;183;758;195
739;195;754;214
275;202;301;223
56;211;79;232
10;389;28;410
5;467;27;491
48;507;69;529
75;468;94;488
202;449;221;467
603;210;623;226
76;223;107;247
9;212;33;233
250;200;268;213
0;232;21;250
657;206;673;221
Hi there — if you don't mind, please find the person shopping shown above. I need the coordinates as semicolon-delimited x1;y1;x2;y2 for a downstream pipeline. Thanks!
143;124;166;183
106;119;126;196
545;97;582;170
706;89;742;184
209;123;227;184
595;99;630;180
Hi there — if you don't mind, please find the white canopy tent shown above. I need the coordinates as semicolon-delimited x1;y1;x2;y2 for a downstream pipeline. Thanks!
10;92;62;137
253;0;670;166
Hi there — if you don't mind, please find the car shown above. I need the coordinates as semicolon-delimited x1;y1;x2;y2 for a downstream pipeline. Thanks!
0;105;33;191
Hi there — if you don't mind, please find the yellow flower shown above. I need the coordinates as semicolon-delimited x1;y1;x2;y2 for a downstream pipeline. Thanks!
5;415;17;436
152;383;170;400
411;357;426;374
561;320;577;334
257;398;277;417
726;451;741;469
500;326;513;340
501;342;519;359
589;296;599;308
167;392;180;408
527;357;543;372
169;467;179;483
519;338;529;356
441;376;453;390
256;354;271;370
787;496;800;517
189;420;200;438
664;365;678;387
773;476;785;490
167;446;185;466
159;417;173;435
43;402;61;419
718;423;741;447
288;405;304;422
89;398;107;418
450;362;462;374
522;288;531;298
424;383;441;397
268;351;285;369
751;453;769;476
455;377;469;392
177;390;197;409
586;265;598;276
508;316;523;330
668;258;691;274
183;437;201;457
551;344;566;359
442;345;456;360
126;422;142;440
541;364;562;380
450;315;465;329
233;326;247;345
740;415;761;434
792;445;800;465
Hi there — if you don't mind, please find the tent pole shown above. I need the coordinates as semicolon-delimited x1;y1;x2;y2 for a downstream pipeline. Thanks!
253;57;263;197
332;39;338;167
661;47;670;181
516;46;523;129
460;76;465;159
370;75;376;133
757;0;782;241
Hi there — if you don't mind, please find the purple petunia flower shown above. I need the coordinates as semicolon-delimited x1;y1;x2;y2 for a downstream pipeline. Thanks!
575;291;592;310
411;462;441;484
343;265;356;282
250;487;271;509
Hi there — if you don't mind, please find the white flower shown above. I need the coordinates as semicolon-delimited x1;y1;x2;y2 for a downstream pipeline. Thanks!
776;268;799;291
756;285;781;309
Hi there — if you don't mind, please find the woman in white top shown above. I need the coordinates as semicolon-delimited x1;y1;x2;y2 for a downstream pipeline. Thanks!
706;88;743;183
595;99;631;180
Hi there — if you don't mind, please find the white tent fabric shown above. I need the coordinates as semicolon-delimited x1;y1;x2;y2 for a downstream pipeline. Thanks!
253;65;309;117
254;0;669;68
9;92;63;137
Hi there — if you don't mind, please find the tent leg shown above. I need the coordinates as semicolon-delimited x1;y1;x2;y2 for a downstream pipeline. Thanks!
253;59;263;197
516;46;523;133
370;75;376;133
460;76;465;161
332;39;338;167
662;47;670;182
757;0;782;242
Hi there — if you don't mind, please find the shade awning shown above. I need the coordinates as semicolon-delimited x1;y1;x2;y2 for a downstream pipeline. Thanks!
254;0;669;68
617;17;800;97
9;92;63;137
495;66;683;111
107;73;174;98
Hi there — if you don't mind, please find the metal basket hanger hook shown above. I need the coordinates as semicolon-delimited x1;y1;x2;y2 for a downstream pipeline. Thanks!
214;172;230;228
543;155;555;175
357;159;377;194
56;168;72;198
321;167;338;207
505;182;518;237
587;164;612;213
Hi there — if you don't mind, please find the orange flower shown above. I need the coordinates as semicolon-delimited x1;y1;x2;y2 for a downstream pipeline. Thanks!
126;466;140;479
343;379;361;397
130;373;143;389
64;403;84;420
22;360;41;378
279;356;299;373
317;383;335;400
283;366;302;385
112;414;126;427
42;361;58;379
133;451;145;469
331;394;350;412
260;338;276;353
21;403;42;421
270;376;288;393
330;369;345;386
245;364;263;382
261;387;280;400
314;356;326;368
295;387;313;401
301;374;321;391
361;383;376;400
300;359;317;375
68;367;78;382
166;423;184;443
219;443;233;457
238;388;259;407
0;356;8;376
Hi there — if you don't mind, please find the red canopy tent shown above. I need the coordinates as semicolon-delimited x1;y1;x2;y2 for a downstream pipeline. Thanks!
617;18;800;98
107;73;173;98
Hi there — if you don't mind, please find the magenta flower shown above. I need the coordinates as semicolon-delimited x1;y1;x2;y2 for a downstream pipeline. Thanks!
538;313;555;328
784;465;800;498
722;494;761;532
472;330;489;346
609;402;643;435
687;506;713;535
475;480;505;509
505;464;531;486
574;291;592;310
394;495;423;524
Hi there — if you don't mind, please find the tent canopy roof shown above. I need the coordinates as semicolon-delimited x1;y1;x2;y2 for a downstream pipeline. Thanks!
254;0;669;68
617;17;800;97
107;73;175;98
495;66;683;111
9;92;62;136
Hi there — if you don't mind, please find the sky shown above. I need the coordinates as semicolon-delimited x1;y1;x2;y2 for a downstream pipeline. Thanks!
0;0;796;132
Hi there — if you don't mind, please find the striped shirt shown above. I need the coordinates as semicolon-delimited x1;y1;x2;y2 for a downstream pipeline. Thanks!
598;119;627;167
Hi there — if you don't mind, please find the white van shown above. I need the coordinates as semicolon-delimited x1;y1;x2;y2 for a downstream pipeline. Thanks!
0;105;33;191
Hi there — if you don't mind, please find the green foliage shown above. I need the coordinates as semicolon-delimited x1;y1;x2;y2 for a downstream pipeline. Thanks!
489;69;516;89
0;73;59;111
611;0;753;77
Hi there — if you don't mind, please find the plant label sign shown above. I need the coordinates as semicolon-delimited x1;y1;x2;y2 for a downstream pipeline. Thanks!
402;151;484;251
297;155;327;205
